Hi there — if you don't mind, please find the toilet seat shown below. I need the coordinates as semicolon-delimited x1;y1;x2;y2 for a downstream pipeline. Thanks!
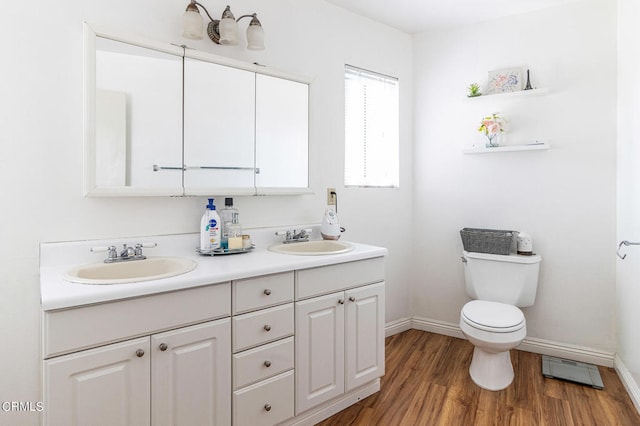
461;300;524;333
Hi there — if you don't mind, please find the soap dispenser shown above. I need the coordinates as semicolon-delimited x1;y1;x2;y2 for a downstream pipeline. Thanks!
321;207;341;240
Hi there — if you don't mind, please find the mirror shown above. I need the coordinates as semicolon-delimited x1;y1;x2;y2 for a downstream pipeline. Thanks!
85;26;185;195
256;74;309;191
84;23;310;196
182;56;256;195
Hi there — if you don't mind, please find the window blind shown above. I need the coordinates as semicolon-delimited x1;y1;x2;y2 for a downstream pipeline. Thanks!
344;65;399;188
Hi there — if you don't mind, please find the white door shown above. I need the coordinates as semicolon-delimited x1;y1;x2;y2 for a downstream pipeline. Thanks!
295;292;345;414
152;319;231;426
43;337;150;426
345;282;385;391
617;0;640;390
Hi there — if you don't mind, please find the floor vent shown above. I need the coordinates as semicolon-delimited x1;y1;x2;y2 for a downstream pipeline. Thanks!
542;355;604;389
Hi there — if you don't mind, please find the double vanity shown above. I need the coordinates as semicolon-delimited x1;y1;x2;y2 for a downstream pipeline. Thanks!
40;228;387;425
46;22;384;425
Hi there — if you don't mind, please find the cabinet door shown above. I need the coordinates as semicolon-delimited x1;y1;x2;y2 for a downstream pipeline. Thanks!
295;292;345;414
345;282;386;391
44;337;150;426
152;319;231;426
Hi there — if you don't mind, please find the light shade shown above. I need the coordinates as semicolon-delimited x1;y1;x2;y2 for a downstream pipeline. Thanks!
246;15;265;50
218;6;239;45
182;7;203;40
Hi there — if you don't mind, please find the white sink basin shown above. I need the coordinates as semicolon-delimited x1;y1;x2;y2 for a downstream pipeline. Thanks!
268;240;353;256
64;256;197;285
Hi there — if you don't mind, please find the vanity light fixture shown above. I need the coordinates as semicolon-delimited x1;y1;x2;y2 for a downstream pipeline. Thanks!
182;1;265;50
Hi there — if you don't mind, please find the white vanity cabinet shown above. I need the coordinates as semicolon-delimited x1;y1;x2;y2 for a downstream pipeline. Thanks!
40;236;388;426
294;259;386;415
43;283;232;426
231;272;295;426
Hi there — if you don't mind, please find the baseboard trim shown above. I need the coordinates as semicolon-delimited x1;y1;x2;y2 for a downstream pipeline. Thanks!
410;316;465;339
615;354;640;415
388;316;615;367
518;336;614;367
384;317;412;337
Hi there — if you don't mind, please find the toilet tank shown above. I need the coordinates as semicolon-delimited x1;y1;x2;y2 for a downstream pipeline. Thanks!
462;250;542;307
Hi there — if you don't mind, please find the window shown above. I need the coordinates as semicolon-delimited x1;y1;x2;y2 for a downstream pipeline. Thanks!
344;65;399;188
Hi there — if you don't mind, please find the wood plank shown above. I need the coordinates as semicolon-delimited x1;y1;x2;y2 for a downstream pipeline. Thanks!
317;329;640;426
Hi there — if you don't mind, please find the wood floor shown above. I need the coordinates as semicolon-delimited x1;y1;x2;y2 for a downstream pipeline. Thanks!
318;329;640;426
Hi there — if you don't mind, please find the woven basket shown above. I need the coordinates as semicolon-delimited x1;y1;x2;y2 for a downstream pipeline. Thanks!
460;228;516;255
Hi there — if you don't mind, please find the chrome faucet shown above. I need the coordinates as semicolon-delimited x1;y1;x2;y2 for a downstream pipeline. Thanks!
120;244;136;259
276;228;311;244
91;242;157;263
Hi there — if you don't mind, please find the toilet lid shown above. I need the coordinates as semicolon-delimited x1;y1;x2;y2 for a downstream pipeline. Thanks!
462;300;525;333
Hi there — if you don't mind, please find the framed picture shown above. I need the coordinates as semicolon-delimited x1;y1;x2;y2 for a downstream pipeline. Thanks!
487;68;523;94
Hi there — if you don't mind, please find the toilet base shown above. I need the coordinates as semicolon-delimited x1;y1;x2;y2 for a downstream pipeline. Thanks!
468;346;514;391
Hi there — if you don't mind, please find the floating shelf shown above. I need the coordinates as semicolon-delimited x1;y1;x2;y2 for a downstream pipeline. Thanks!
466;87;549;100
463;142;550;154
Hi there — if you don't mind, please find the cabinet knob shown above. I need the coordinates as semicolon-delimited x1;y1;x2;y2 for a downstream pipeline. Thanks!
159;343;168;351
349;296;356;302
338;299;344;305
135;349;145;357
264;325;272;332
264;289;272;296
264;360;272;368
264;404;272;412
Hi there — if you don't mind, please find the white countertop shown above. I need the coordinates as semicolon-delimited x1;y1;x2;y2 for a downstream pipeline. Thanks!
40;226;388;311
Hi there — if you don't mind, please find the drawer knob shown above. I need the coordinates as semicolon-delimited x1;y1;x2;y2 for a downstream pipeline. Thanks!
264;325;272;332
349;296;356;302
264;360;272;367
135;349;145;358
264;404;272;412
264;289;272;296
159;343;168;351
338;299;344;305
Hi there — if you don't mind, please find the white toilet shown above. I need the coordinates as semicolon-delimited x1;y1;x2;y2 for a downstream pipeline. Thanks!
459;250;542;391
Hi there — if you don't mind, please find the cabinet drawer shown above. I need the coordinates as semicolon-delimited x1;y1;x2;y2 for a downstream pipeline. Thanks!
233;337;294;390
233;272;294;315
233;370;294;426
233;304;294;352
43;283;231;358
296;257;385;299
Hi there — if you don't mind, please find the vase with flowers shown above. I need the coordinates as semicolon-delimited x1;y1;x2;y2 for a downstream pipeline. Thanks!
478;113;505;147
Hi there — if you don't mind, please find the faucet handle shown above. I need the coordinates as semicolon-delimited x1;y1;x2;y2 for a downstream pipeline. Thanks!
91;245;118;262
91;245;118;258
134;242;156;257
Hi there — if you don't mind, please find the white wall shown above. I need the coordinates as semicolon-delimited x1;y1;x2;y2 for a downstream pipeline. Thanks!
0;1;413;423
617;0;640;385
412;0;617;352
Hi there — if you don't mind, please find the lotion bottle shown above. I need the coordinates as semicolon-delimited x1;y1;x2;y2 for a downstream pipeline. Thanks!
200;198;221;251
